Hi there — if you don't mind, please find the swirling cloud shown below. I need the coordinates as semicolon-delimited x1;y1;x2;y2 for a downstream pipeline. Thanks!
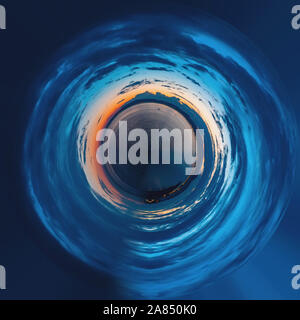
24;14;297;298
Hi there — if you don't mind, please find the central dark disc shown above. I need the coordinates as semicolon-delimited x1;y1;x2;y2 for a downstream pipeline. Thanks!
105;102;196;202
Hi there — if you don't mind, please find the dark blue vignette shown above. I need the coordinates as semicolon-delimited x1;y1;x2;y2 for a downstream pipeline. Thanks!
23;14;297;298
